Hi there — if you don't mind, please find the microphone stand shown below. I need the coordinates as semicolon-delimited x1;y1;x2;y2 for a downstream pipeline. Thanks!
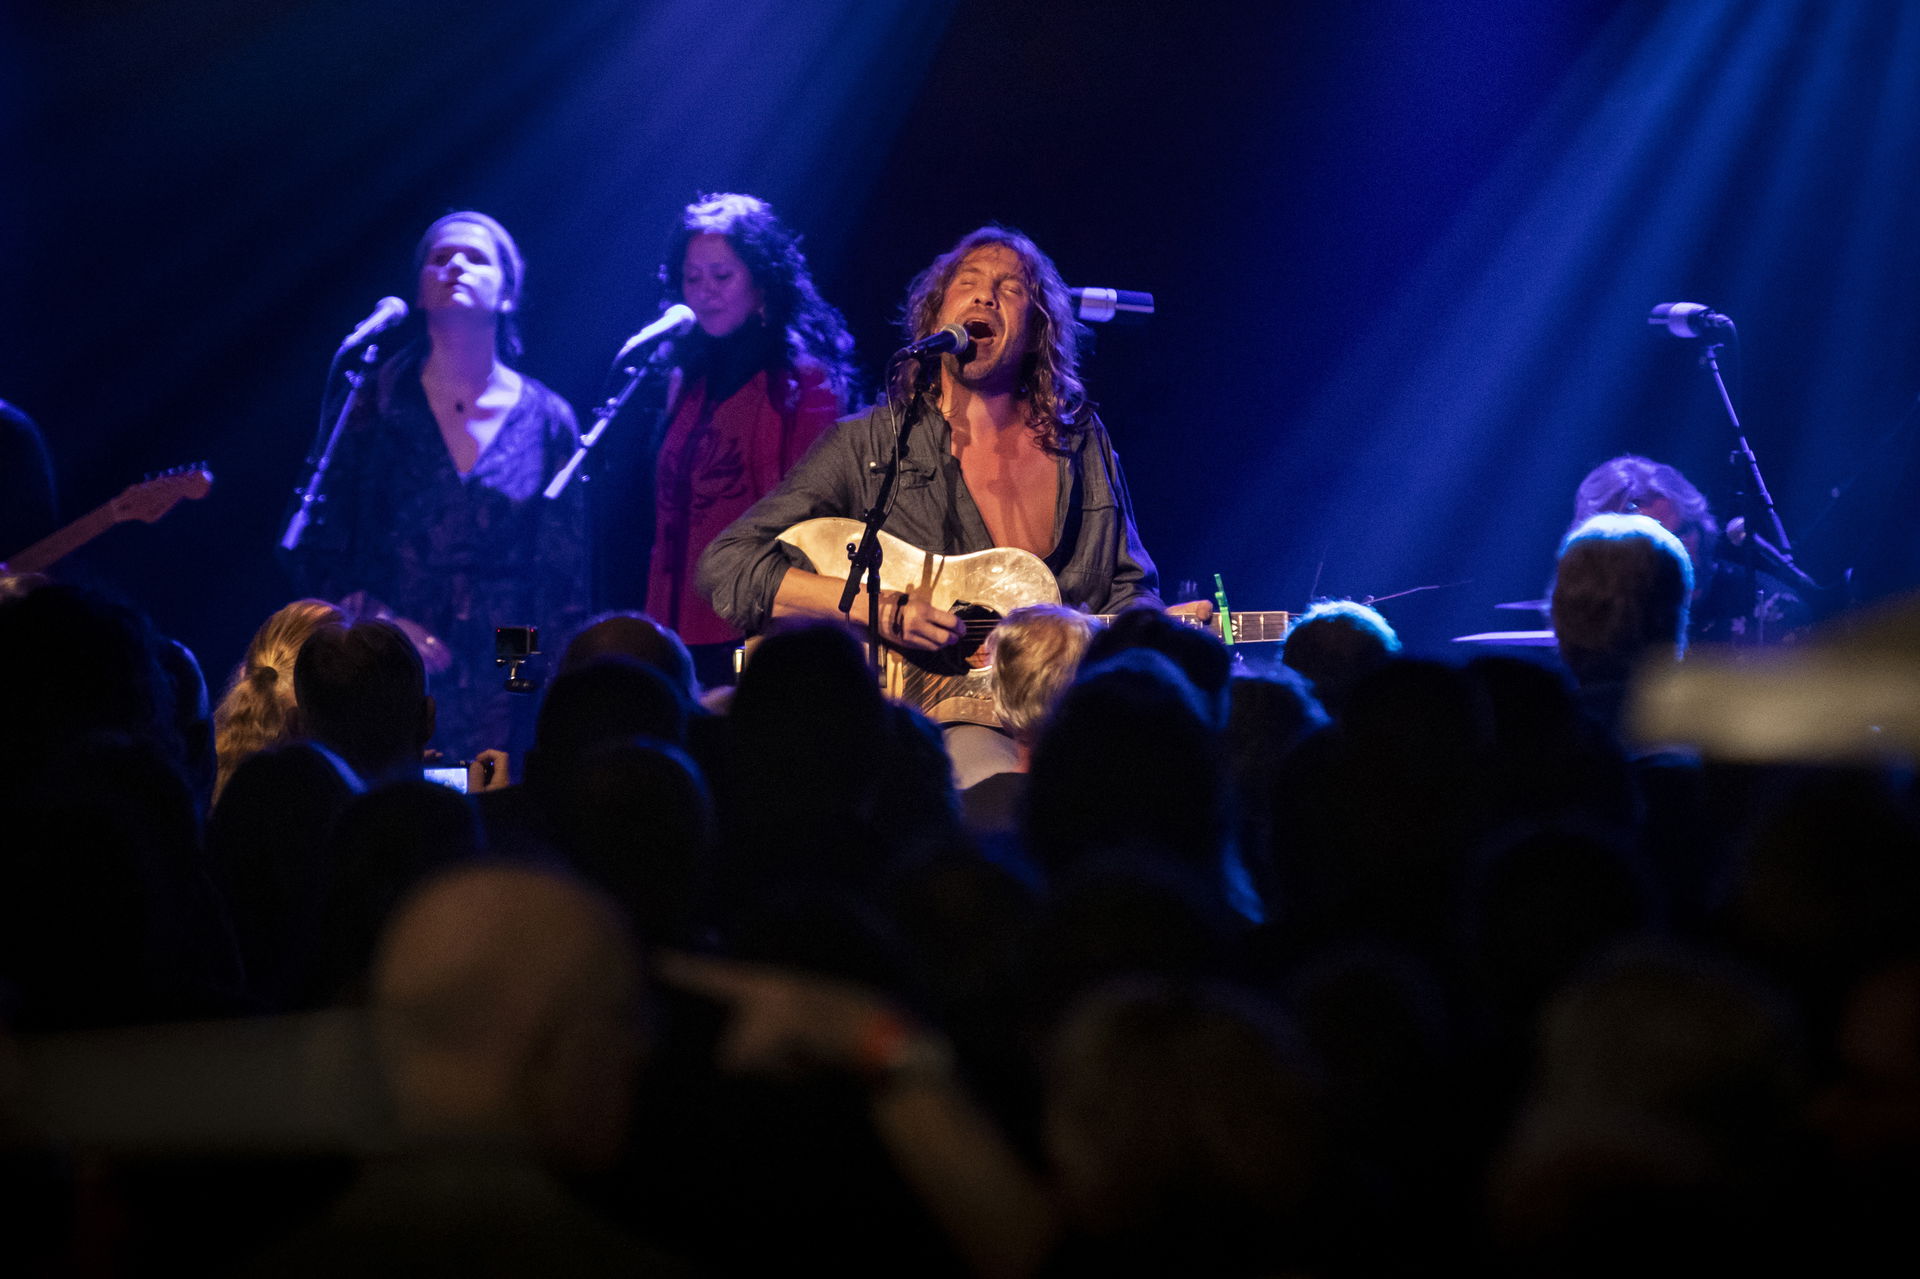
281;339;383;553
1697;337;1802;643
840;353;935;669
545;353;658;501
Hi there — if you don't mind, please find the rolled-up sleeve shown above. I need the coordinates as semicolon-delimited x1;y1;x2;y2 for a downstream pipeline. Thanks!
696;416;869;633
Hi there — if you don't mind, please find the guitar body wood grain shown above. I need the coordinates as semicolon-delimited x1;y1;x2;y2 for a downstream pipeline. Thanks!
778;517;1059;726
774;518;1292;727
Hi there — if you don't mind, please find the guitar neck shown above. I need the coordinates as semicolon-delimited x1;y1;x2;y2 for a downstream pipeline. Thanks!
7;504;117;575
1225;610;1293;644
1092;608;1293;645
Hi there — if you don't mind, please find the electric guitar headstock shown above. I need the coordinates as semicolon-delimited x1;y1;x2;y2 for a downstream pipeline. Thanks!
108;464;215;524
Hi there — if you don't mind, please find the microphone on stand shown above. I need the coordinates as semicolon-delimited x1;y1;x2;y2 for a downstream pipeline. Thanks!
1068;286;1154;324
542;305;699;501
891;323;972;363
1725;517;1822;593
1648;301;1734;339
612;304;695;368
336;297;408;354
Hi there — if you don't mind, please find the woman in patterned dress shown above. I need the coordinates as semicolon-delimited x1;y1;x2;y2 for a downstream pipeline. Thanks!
292;211;588;764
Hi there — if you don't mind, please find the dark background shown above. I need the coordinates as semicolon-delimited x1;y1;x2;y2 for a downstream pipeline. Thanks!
8;0;1919;679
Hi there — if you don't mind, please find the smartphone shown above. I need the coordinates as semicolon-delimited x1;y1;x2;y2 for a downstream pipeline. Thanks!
423;763;469;793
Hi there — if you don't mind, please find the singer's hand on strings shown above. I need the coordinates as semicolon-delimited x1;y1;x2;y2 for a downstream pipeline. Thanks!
1166;599;1216;625
891;592;963;651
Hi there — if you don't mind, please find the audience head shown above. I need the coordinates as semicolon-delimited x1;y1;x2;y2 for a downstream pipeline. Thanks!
1226;666;1327;763
0;580;177;787
559;610;699;702
1533;941;1801;1147
1490;942;1801;1271
158;635;216;818
310;779;485;1007
1281;600;1401;715
208;740;363;1010
292;619;433;784
371;866;645;1168
2;731;217;1029
723;621;960;893
1027;647;1228;878
1047;979;1324;1271
1084;606;1233;725
727;620;886;815
214;598;344;803
1552;513;1693;687
1465;827;1659;1032
1223;668;1328;903
549;740;713;945
525;656;688;791
986;603;1097;749
1466;655;1635;828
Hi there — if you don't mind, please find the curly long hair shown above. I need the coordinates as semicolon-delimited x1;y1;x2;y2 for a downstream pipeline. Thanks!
659;193;856;408
212;598;343;804
895;225;1092;454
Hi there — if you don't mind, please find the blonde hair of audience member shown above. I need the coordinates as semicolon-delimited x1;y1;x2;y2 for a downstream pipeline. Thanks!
212;598;344;803
986;603;1097;763
371;866;644;1169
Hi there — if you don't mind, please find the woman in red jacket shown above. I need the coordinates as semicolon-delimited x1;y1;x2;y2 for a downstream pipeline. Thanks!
645;193;855;686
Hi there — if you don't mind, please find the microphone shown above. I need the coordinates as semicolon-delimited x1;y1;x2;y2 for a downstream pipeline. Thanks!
613;303;696;367
1649;301;1734;339
892;323;972;363
1068;286;1154;324
337;296;408;353
1724;517;1821;593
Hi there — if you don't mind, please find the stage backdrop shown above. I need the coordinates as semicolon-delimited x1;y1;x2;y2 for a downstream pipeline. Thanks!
8;0;1918;676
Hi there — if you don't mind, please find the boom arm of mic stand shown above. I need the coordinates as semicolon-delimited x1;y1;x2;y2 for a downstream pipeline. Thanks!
544;360;655;501
1701;342;1794;555
281;343;380;553
1699;341;1807;640
842;356;934;663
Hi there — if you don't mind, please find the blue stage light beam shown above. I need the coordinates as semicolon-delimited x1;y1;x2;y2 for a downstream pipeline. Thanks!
1211;0;1920;644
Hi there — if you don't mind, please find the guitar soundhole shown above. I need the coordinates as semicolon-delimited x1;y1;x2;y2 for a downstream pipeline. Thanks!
915;601;1000;676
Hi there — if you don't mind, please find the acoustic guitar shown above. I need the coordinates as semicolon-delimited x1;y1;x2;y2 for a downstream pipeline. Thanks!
778;517;1293;726
3;464;214;575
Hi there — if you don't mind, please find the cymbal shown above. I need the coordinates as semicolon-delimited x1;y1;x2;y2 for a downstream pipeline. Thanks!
1451;629;1556;647
1494;598;1551;612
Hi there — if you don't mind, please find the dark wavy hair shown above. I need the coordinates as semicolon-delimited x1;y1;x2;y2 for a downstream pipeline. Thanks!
659;193;856;408
412;211;525;359
895;224;1091;454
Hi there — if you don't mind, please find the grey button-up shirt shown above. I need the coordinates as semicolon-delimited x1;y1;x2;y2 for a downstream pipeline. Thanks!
696;400;1162;633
